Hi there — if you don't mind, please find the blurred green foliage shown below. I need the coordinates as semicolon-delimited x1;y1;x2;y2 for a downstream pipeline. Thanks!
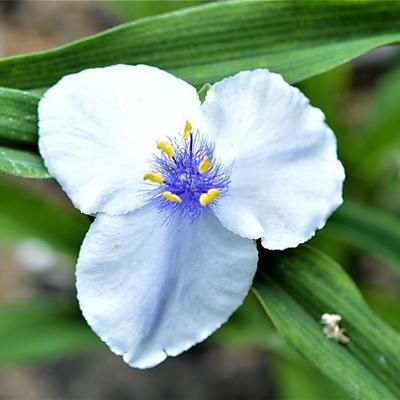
0;300;100;368
103;0;205;21
0;176;89;258
275;357;350;400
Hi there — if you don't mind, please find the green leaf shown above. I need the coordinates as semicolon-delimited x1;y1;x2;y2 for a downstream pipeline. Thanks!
253;246;400;400
0;176;89;257
322;201;400;272
214;292;290;354
216;293;350;399
0;300;100;367
1;1;400;90
0;87;39;144
0;146;49;178
0;88;44;179
198;83;211;103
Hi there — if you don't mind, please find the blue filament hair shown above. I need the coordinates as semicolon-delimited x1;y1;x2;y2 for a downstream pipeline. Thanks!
145;132;231;224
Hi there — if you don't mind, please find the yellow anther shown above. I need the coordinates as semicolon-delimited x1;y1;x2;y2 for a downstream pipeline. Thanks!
207;188;220;199
198;156;210;175
157;141;174;158
183;120;192;140
199;193;209;206
143;173;164;184
199;188;220;206
162;191;182;203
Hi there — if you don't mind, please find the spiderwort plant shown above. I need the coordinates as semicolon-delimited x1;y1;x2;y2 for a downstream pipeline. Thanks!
38;64;344;368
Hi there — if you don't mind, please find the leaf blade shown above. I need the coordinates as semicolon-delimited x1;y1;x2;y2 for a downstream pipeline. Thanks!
0;1;400;90
253;246;400;399
0;88;39;144
0;146;49;179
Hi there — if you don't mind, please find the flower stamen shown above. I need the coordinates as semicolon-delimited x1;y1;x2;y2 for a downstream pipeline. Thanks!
199;188;220;206
157;141;174;158
162;191;182;203
146;131;230;223
183;120;192;140
143;173;164;184
198;156;211;175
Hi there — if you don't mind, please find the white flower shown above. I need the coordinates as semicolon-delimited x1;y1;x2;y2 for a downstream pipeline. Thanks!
38;65;344;368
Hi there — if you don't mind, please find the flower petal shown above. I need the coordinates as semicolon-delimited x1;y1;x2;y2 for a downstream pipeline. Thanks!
76;206;257;368
200;69;344;250
38;64;200;215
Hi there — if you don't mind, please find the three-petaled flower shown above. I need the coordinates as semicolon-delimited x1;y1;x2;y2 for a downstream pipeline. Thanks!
38;65;344;368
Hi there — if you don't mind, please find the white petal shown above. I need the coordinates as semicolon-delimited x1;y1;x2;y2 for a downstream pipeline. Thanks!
39;64;200;215
200;69;344;250
76;206;257;368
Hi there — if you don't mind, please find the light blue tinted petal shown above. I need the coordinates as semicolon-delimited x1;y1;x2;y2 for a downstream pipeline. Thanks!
39;64;200;215
76;206;258;368
200;69;344;250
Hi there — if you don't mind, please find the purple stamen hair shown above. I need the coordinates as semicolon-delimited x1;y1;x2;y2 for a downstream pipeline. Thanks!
145;132;231;224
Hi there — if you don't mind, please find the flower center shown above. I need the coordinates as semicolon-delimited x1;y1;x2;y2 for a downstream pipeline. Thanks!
144;121;230;223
